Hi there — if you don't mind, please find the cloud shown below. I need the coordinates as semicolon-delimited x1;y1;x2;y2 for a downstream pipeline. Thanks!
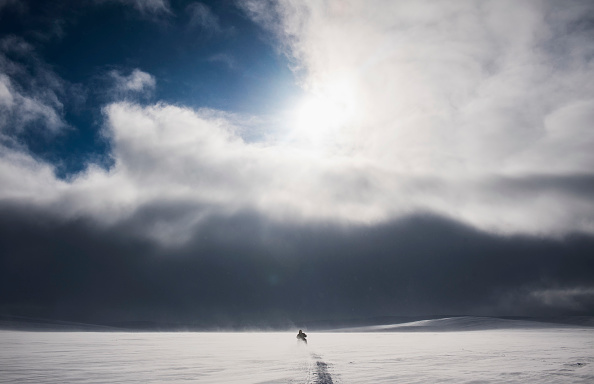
97;0;171;15
0;0;19;12
1;2;594;244
207;53;236;70
241;0;594;173
0;74;65;134
1;205;593;323
494;284;594;316
186;2;222;33
530;287;594;312
237;0;594;231
0;36;67;137
108;68;156;96
0;99;593;247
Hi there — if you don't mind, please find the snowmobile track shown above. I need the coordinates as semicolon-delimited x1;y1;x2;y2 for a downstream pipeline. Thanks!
308;353;334;384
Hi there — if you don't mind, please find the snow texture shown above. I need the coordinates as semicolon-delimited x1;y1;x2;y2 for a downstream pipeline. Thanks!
335;316;589;332
1;326;593;383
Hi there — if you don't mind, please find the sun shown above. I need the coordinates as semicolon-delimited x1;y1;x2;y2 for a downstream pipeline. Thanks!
289;76;359;149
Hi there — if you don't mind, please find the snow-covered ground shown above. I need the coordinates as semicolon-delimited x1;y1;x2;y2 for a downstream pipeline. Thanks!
1;324;593;383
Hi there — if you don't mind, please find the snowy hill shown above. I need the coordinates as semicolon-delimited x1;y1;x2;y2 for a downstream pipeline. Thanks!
333;316;592;332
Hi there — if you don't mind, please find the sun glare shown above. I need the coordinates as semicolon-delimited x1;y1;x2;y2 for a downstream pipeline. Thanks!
289;77;359;149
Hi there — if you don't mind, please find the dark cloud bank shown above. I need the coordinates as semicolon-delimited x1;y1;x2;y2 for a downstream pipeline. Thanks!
1;204;593;330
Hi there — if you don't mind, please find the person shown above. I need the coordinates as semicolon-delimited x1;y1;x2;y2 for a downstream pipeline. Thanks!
297;329;307;344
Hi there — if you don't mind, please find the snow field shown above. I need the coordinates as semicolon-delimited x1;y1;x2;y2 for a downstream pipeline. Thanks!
1;328;593;383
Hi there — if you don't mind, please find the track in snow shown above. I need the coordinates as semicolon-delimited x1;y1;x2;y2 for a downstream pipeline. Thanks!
308;353;334;384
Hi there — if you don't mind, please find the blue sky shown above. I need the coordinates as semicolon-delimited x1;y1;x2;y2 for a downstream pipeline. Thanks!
0;0;300;176
1;0;594;324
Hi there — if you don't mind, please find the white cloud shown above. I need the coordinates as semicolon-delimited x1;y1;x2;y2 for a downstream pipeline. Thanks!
0;75;14;108
1;1;594;244
109;68;156;96
1;100;593;246
242;0;594;173
0;36;67;135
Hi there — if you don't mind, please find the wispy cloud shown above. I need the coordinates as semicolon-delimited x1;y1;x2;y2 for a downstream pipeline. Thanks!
108;68;156;96
530;287;594;312
495;285;594;315
96;0;171;16
0;36;67;137
0;0;19;12
207;53;236;70
186;2;222;33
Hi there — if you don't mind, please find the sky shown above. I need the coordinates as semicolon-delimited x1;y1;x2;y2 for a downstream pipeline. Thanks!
1;0;594;327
